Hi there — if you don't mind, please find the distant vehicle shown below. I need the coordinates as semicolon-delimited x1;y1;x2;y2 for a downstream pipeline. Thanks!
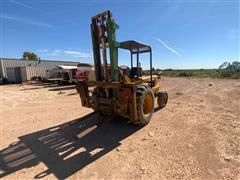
219;61;240;71
75;63;95;81
232;61;240;71
219;62;231;70
46;65;77;84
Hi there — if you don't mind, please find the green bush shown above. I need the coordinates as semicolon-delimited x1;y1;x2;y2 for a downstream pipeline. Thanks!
178;71;193;77
145;69;240;79
220;70;234;77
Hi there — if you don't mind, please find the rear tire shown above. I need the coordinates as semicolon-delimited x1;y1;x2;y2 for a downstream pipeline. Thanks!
131;85;154;126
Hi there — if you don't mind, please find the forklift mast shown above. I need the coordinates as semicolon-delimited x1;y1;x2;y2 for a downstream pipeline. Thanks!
91;10;119;82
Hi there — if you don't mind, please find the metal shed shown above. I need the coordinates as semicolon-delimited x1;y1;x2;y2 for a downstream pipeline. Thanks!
0;58;80;82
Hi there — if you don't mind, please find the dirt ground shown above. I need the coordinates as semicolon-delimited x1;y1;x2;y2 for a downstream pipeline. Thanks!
1;77;240;179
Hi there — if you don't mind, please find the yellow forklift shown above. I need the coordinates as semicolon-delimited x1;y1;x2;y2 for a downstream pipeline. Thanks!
76;11;168;126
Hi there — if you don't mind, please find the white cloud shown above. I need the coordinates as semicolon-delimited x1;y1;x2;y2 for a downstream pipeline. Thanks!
156;38;181;56
53;50;61;54
38;49;92;58
37;49;48;53
44;50;61;56
1;14;53;28
63;50;92;58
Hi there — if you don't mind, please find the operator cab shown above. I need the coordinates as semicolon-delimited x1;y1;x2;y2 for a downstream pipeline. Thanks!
119;40;153;87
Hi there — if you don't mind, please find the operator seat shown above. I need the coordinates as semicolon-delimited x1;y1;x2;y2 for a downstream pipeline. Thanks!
130;67;139;78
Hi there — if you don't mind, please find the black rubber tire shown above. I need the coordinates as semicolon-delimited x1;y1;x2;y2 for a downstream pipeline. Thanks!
157;91;168;109
132;85;154;126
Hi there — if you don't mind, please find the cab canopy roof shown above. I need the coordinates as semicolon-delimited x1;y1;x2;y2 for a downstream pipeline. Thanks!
119;40;151;54
57;65;77;69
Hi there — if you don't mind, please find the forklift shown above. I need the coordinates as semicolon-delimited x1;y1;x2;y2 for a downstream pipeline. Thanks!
76;11;168;126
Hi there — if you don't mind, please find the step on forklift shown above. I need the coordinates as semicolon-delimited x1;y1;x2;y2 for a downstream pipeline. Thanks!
76;11;168;126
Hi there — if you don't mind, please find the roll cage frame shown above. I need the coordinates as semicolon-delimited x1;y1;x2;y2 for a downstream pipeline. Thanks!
119;40;153;87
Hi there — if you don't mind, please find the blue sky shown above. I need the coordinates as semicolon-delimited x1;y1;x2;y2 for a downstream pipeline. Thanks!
1;0;239;69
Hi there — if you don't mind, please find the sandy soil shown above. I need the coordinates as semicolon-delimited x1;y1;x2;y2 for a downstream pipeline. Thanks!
0;77;240;179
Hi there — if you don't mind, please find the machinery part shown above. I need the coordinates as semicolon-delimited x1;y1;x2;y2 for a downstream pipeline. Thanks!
157;91;168;109
131;85;154;126
76;11;168;126
91;10;119;83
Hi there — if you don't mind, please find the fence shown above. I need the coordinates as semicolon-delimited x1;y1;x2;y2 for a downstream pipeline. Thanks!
26;66;48;80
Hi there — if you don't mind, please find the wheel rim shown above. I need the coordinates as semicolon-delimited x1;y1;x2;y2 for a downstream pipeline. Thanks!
143;94;153;115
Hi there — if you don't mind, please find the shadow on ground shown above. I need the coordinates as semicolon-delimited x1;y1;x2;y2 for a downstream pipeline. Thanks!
0;113;141;179
48;86;76;91
22;82;75;91
21;82;75;91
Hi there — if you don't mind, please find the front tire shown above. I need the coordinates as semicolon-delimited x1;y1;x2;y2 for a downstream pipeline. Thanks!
157;91;168;108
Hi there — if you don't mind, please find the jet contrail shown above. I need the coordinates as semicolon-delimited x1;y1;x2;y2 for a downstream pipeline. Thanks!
10;0;39;11
10;0;78;25
2;14;53;28
156;38;181;56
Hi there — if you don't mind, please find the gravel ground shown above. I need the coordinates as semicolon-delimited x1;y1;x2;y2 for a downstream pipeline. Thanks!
1;77;240;179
